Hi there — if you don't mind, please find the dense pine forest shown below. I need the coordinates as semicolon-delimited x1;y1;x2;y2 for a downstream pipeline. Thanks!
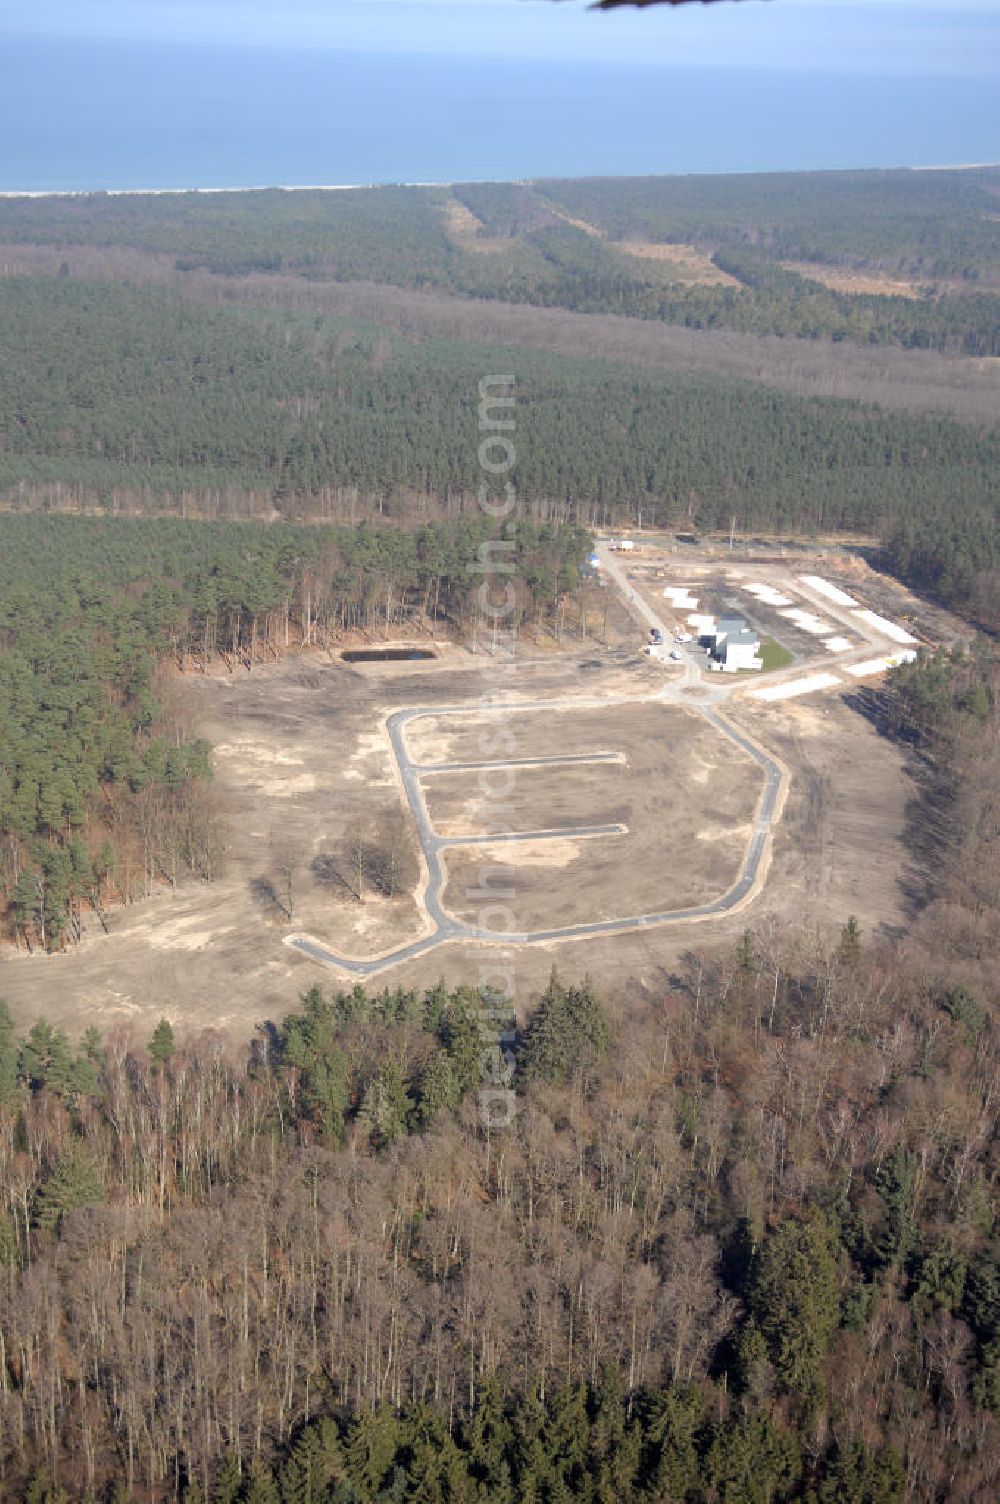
0;514;589;949
1;277;998;620
0;170;997;621
0;169;997;351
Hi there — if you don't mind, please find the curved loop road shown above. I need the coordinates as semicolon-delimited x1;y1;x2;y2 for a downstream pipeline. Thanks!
285;690;786;978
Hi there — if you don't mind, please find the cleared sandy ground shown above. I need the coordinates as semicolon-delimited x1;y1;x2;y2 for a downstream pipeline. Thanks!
616;241;741;286
442;198;509;253
780;260;927;298
419;703;761;927
0;636;914;1040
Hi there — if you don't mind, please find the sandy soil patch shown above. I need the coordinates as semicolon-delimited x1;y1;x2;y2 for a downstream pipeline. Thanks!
663;586;700;608
852;609;918;646
424;755;629;838
213;742;304;766
451;836;587;871
402;715;470;766
780;261;926;299
443;198;510;253
543;206;606;238
256;773;318;797
752;673;842;702
436;702;761;929
735;692;910;941
780;608;834;636
844;652;917;678
342;728;396;785
697;823;752;844
799;574;861;608
616;240;741;286
746;584;794;608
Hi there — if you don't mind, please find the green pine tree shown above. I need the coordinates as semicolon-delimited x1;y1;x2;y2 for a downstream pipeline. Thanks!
421;979;451;1035
278;1417;344;1504
400;1404;474;1502
149;1016;176;1067
0;1209;18;1267
213;1454;242;1504
280;989;350;1143
838;915;862;968
413;1049;460;1128
874;1145;918;1268
24;1475;70;1504
361;1059;414;1151
737;930;758;982
520;972;610;1084
642;1385;705;1503
32;1141;104;1234
464;1374;514;1495
706;1411;802;1504
809;1441;905;1503
0;998;19;1105
343;1407;401;1496
81;1024;104;1065
242;1458;280;1504
438;988;484;1097
543;1384;590;1495
750;1210;840;1400
19;1019;59;1090
519;971;569;1083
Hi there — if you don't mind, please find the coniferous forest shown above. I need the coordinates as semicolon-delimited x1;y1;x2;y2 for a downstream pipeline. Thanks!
0;275;997;621
0;170;997;351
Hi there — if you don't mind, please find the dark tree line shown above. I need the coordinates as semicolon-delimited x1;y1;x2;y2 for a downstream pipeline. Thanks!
1;277;997;619
881;507;1000;629
882;640;1000;975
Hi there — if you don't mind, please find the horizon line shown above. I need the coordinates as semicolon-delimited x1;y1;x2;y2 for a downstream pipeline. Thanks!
0;162;998;199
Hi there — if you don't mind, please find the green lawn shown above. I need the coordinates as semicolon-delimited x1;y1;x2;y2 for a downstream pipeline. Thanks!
757;636;796;672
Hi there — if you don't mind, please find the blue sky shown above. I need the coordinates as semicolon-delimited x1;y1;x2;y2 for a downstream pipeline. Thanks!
3;0;999;77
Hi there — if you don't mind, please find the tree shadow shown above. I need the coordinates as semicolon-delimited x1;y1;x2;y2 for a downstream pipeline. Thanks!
249;875;291;921
896;754;955;920
840;685;947;923
310;851;361;903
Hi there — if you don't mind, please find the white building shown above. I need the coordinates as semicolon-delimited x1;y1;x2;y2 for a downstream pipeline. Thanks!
706;617;762;672
718;628;763;672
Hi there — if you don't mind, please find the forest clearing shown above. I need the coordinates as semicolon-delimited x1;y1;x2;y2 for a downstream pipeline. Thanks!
0;537;934;1034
